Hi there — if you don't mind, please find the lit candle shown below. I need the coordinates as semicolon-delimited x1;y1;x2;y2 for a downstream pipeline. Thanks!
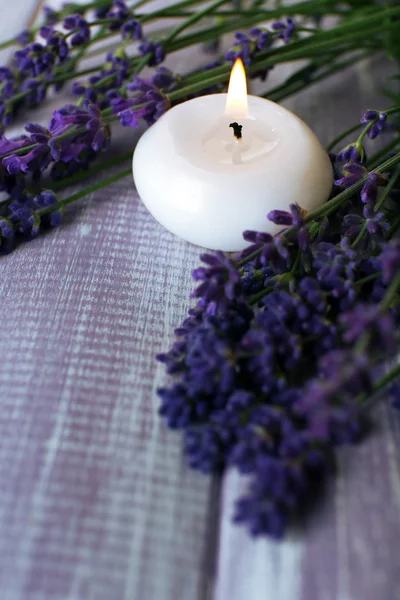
133;59;333;252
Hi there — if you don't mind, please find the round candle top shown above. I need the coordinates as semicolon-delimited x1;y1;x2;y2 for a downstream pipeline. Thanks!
133;63;333;251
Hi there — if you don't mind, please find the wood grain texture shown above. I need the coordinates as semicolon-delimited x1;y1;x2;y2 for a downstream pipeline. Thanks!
0;170;216;600
1;3;218;599
1;2;400;599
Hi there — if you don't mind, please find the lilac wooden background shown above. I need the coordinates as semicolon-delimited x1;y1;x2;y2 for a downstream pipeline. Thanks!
1;2;400;600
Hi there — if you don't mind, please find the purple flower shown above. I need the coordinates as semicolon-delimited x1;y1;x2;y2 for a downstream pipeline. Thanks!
226;32;253;66
191;252;243;313
0;217;14;239
34;189;57;208
45;30;69;61
139;39;165;66
233;458;300;537
49;102;109;154
296;350;371;442
340;305;396;352
361;109;379;124
73;50;131;108
267;209;293;226
361;110;387;139
0;135;31;157
361;172;380;204
16;30;32;46
121;19;142;40
342;213;363;239
3;25;70;126
267;203;305;227
27;214;41;237
106;0;129;30
14;43;54;76
34;190;62;227
8;194;35;236
336;144;363;163
118;109;139;127
272;18;296;43
242;230;291;271
362;204;389;238
152;66;176;89
184;425;233;472
158;302;253;426
249;27;270;50
111;72;172;127
225;28;277;80
335;163;366;188
63;15;90;46
2;144;51;175
0;102;110;179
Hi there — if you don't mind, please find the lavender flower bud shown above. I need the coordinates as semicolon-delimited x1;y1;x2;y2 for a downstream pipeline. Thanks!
0;217;15;239
267;209;293;226
121;19;142;41
335;162;366;188
360;109;378;124
360;172;379;204
16;30;32;46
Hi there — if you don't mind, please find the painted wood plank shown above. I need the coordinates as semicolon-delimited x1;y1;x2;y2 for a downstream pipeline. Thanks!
1;5;216;599
0;170;216;600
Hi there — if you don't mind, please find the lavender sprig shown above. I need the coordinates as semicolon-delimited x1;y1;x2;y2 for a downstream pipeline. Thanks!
2;0;398;130
157;108;400;538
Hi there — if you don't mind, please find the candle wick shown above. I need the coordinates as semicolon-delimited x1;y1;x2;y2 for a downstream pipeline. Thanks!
229;122;243;140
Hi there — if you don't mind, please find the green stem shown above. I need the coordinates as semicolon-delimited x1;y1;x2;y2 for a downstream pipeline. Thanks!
163;0;228;44
351;222;367;249
51;151;133;191
168;20;393;101
367;363;400;399
374;168;400;213
366;137;400;169
326;123;363;152
238;150;400;269
248;277;281;305
130;1;229;80
355;273;381;288
131;0;154;9
307;150;400;223
356;119;375;145
168;5;400;56
0;150;133;210
237;248;265;268
267;50;371;103
73;0;229;89
9;3;394;110
37;167;132;218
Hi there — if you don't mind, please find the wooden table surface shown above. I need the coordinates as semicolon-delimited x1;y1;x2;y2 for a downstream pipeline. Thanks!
1;2;400;600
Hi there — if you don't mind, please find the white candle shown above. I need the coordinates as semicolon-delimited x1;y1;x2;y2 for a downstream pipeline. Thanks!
133;60;333;252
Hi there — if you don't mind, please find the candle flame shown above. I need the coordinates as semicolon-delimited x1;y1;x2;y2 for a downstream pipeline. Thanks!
225;58;248;119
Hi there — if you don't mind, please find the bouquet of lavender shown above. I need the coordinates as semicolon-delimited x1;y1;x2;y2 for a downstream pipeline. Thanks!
1;0;400;538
